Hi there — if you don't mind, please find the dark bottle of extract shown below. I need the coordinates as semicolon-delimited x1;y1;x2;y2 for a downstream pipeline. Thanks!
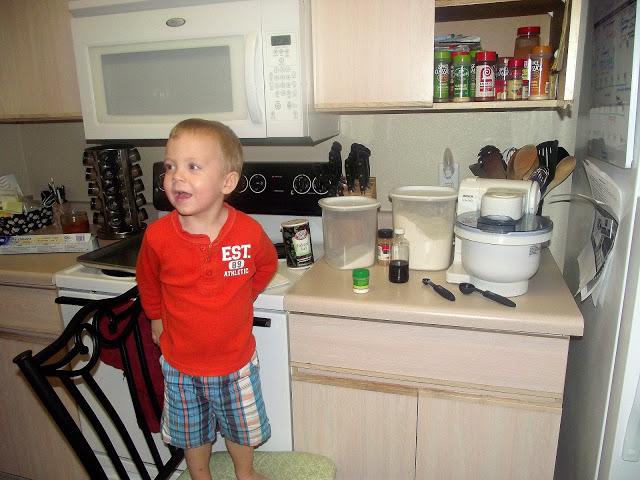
389;228;410;283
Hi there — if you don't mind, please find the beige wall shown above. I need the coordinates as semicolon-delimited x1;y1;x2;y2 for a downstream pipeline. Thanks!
0;108;577;267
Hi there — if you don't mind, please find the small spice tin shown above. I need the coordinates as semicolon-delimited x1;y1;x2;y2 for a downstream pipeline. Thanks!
281;218;314;269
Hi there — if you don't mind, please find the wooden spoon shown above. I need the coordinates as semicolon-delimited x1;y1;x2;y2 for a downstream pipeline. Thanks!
541;156;576;199
508;145;538;180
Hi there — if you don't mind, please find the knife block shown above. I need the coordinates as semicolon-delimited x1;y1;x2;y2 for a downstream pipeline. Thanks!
341;177;377;199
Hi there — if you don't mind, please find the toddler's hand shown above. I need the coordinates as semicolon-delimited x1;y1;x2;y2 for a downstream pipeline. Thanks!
150;319;163;346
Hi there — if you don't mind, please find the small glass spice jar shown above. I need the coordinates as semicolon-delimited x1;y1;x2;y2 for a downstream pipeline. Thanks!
495;56;510;100
377;228;393;266
474;51;496;101
507;57;524;100
433;50;451;103
352;268;370;294
452;53;471;102
528;45;553;100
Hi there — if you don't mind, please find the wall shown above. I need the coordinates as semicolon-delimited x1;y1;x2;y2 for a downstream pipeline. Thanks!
0;108;577;267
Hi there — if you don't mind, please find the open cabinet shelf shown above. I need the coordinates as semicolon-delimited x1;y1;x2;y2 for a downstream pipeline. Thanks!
312;0;581;112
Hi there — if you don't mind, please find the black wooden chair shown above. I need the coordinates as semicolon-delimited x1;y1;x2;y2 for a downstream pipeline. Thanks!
13;286;184;480
14;286;337;480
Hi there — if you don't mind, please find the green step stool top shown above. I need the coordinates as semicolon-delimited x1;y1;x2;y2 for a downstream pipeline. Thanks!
176;451;337;480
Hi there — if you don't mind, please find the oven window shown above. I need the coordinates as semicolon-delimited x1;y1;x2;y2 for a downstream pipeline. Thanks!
101;46;233;116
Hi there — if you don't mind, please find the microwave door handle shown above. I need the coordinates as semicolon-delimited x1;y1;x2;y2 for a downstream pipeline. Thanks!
245;32;264;125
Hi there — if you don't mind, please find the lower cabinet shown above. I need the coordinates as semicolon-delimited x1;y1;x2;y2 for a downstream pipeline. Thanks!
289;313;568;480
0;282;86;479
416;391;561;480
0;335;86;479
292;378;418;480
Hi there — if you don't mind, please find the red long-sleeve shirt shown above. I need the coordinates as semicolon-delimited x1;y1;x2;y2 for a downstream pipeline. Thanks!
136;206;277;376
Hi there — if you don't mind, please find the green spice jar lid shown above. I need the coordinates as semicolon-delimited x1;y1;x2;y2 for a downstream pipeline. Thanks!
434;50;451;60
353;268;370;280
453;54;471;65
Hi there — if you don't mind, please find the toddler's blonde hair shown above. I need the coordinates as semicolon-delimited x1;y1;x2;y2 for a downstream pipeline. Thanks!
168;118;243;174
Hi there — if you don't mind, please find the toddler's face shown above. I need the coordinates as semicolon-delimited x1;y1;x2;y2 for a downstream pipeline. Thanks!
163;132;237;219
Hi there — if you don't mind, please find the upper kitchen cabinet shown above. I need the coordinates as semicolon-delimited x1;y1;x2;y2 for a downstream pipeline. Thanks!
0;0;81;121
311;0;435;111
312;0;582;112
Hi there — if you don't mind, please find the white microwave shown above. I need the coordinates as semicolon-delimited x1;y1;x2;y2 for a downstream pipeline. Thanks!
69;0;338;143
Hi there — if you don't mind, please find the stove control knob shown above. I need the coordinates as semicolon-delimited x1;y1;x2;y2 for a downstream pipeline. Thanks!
249;174;267;194
92;212;104;225
293;174;311;194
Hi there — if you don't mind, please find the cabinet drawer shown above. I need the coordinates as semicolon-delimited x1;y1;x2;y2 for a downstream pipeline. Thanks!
0;285;62;335
289;314;569;395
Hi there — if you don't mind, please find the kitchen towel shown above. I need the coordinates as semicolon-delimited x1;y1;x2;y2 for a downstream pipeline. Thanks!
98;300;164;433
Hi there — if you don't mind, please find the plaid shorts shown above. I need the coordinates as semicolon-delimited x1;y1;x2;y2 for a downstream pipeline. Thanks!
160;352;271;449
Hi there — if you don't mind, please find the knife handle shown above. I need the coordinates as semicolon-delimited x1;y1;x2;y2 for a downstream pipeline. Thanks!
482;290;516;307
434;284;456;302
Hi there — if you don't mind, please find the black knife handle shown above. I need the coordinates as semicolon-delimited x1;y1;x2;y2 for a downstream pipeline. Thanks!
434;284;456;302
482;290;516;307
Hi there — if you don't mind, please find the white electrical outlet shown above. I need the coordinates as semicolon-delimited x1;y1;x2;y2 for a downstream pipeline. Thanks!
438;161;459;190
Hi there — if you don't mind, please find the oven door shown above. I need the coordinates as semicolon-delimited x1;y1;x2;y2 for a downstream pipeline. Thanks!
71;1;266;140
57;289;292;478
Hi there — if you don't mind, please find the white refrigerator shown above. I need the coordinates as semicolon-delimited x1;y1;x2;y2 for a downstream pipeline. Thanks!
556;0;640;479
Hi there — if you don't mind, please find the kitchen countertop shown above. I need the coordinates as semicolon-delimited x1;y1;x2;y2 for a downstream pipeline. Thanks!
0;252;80;287
285;249;584;337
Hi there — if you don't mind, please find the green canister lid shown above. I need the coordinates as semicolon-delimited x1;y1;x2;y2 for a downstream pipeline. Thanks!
434;50;451;60
453;54;471;65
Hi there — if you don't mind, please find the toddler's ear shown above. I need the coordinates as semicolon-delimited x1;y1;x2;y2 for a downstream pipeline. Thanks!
222;171;239;194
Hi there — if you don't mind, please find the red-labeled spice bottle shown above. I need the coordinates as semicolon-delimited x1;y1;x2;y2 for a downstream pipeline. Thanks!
495;57;510;100
474;51;497;101
507;57;524;101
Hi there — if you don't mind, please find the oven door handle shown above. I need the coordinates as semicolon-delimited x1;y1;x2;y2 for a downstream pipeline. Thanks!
253;317;271;328
55;296;92;306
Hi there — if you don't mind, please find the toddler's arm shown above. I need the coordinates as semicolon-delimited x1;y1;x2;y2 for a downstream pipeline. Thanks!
252;229;278;299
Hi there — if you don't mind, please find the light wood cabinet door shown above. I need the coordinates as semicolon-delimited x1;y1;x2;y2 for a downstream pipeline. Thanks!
292;378;417;480
0;335;86;479
0;0;81;120
311;0;435;111
416;390;562;480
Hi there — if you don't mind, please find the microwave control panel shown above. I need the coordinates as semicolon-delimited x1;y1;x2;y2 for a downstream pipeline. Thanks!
265;33;301;123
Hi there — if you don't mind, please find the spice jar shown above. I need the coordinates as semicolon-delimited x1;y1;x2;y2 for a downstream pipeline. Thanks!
353;268;370;294
377;228;393;266
495;57;510;100
469;50;479;101
514;26;540;99
528;45;553;100
514;26;541;58
433;50;451;103
449;51;464;99
474;51;496;101
507;57;524;100
452;53;471;102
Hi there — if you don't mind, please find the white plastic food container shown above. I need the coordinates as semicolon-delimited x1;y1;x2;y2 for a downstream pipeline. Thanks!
319;197;380;270
390;186;458;270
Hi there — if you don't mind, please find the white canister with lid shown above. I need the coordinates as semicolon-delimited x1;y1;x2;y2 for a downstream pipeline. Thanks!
390;186;458;270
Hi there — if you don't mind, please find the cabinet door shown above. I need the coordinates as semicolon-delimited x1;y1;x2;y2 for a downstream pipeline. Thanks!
311;0;434;111
416;390;561;480
0;0;81;120
0;336;86;479
292;378;417;480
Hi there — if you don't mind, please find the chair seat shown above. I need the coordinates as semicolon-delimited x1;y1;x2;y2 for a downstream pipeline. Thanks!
176;451;336;480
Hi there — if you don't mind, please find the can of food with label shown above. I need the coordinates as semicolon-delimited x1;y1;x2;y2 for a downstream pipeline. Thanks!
281;219;314;269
